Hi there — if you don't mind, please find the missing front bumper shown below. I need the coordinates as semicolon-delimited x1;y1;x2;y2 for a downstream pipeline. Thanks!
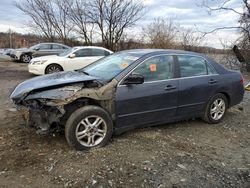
16;105;64;131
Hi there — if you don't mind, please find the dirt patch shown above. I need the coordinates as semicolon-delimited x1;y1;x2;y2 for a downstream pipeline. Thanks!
0;61;249;187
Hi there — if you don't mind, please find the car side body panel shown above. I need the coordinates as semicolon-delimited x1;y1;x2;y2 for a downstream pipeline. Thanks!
115;79;179;128
177;75;216;116
10;49;245;135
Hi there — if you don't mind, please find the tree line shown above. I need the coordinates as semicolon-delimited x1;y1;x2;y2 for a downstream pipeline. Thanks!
15;0;206;52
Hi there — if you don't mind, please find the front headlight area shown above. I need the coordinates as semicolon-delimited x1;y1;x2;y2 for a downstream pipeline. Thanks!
31;60;48;65
16;98;66;133
14;84;84;133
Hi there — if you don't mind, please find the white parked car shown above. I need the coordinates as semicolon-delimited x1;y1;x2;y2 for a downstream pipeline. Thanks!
28;46;113;75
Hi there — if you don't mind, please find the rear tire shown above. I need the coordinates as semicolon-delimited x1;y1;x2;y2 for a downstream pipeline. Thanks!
45;64;63;74
203;93;228;124
65;105;113;150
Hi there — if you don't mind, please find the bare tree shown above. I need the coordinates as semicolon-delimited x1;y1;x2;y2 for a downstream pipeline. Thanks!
201;0;249;43
87;0;145;51
68;0;93;45
179;28;203;51
15;0;74;44
51;0;75;44
15;0;56;41
201;0;250;71
144;18;178;49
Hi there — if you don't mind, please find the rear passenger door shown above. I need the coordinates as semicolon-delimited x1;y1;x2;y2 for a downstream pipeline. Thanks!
177;55;218;116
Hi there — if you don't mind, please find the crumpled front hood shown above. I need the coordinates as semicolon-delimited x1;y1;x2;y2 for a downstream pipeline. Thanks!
10;71;98;101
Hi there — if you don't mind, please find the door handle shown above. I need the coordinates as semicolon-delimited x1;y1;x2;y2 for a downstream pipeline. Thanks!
209;79;218;84
165;85;177;91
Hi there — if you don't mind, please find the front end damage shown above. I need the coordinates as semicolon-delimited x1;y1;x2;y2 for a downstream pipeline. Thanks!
16;100;66;133
12;79;118;134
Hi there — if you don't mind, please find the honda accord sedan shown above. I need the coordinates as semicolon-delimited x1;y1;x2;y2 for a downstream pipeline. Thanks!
28;46;113;75
10;49;244;150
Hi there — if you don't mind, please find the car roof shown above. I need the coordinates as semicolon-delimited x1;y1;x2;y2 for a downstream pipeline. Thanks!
118;49;205;57
73;46;113;52
36;42;70;47
74;46;109;49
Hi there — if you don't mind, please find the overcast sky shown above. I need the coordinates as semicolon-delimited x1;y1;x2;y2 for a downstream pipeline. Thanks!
0;0;244;48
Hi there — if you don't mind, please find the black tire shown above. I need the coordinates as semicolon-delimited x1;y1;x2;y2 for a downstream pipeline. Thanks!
65;105;113;150
45;64;63;74
20;54;32;63
203;93;228;124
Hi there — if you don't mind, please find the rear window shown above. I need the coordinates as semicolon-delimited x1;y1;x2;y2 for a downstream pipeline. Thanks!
39;44;51;50
52;44;63;49
74;49;92;57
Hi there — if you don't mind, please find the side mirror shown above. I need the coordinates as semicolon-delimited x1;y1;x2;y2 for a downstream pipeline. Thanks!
69;54;76;58
34;47;40;51
123;73;144;85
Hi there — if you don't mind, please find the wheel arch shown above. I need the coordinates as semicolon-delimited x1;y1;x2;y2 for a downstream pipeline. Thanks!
218;92;231;107
61;97;112;126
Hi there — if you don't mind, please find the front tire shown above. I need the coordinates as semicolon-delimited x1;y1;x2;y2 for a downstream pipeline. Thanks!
65;106;113;150
203;93;228;124
45;64;63;74
20;54;32;63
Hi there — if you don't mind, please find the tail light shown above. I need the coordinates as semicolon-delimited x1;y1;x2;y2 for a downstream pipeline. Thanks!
240;74;244;85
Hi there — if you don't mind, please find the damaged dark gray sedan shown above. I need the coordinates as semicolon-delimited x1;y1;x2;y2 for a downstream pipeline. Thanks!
11;49;244;150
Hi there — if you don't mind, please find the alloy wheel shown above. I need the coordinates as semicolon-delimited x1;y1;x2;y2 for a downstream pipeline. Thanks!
22;54;31;63
210;98;226;121
75;115;107;147
47;65;61;74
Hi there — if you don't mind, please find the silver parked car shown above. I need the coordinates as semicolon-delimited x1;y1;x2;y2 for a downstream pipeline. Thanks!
10;43;70;63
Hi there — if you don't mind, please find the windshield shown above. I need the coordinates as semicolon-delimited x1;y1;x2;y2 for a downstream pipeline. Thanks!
58;47;75;57
29;44;39;50
81;53;140;80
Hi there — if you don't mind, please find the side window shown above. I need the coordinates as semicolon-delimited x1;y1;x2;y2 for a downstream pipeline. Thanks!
104;50;111;56
39;44;51;50
178;56;208;77
207;64;217;74
52;44;63;49
133;55;174;82
74;49;91;57
91;49;106;56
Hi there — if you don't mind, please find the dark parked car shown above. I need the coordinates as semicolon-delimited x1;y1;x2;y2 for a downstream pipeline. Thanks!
10;43;70;63
10;49;245;150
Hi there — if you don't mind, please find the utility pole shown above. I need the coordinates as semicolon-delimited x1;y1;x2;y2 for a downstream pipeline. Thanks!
8;28;12;48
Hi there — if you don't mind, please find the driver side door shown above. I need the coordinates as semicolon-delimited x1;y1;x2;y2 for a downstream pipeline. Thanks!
115;55;179;129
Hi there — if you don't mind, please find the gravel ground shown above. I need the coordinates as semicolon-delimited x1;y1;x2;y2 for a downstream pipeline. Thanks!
0;61;249;188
